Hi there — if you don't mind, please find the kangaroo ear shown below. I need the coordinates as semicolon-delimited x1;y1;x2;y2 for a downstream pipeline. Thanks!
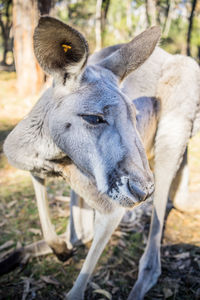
33;17;89;82
99;26;161;81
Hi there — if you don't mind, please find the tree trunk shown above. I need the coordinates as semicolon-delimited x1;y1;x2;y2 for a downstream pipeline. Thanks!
0;20;10;65
102;0;110;32
95;0;103;51
145;0;157;26
187;0;197;56
13;0;53;97
126;0;132;30
0;0;12;65
37;0;53;15
2;34;9;65
135;5;148;34
163;0;174;37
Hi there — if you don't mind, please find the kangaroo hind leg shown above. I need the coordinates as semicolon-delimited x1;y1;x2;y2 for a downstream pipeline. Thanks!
128;113;192;300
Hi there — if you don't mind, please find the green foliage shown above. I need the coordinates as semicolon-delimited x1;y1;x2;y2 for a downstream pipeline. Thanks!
55;0;199;61
161;16;187;54
0;0;198;61
56;0;96;51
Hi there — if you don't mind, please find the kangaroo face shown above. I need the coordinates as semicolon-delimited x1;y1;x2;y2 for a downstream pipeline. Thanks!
34;17;160;208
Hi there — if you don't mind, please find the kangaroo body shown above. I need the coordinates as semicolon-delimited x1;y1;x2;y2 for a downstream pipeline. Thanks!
3;17;200;300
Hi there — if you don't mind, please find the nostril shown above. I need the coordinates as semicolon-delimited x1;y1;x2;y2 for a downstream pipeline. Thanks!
127;180;147;202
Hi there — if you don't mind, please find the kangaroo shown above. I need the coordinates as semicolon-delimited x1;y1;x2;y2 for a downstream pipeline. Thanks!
3;17;200;300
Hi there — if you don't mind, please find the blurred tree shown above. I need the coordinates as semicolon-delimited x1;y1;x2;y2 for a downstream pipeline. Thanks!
126;0;132;30
38;0;54;15
163;0;175;37
187;0;197;56
95;0;110;50
102;0;110;32
191;3;200;63
13;0;53;97
58;0;96;50
146;0;157;25
0;0;12;66
8;0;200;92
95;0;102;50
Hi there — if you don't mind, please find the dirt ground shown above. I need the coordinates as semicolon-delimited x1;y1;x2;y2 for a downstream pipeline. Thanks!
0;73;199;300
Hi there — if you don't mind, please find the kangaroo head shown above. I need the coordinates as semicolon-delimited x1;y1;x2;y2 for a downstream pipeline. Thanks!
34;17;160;208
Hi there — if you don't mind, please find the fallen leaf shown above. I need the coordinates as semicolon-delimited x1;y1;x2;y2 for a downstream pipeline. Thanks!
113;231;123;237
104;271;110;282
118;239;126;248
106;280;115;287
16;241;22;249
112;286;119;293
90;282;101;290
22;277;31;300
0;248;14;260
93;289;112;300
0;220;7;227
163;287;173;298
173;252;190;259
41;275;60;286
55;196;70;202
56;207;70;218
0;240;14;251
7;200;17;208
123;256;136;268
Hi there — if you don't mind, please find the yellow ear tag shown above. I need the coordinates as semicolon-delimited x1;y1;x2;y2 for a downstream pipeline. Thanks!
62;44;72;53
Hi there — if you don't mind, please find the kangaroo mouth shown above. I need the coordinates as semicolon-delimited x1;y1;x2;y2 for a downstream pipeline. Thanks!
108;192;142;208
108;187;150;208
107;174;153;208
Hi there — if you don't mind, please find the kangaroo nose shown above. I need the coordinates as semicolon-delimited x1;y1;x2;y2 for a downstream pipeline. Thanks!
127;180;147;202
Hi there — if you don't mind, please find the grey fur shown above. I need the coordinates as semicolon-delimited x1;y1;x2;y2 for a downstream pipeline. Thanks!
3;17;200;300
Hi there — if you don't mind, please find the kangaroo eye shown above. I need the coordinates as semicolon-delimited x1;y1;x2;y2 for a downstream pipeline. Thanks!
81;115;106;125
